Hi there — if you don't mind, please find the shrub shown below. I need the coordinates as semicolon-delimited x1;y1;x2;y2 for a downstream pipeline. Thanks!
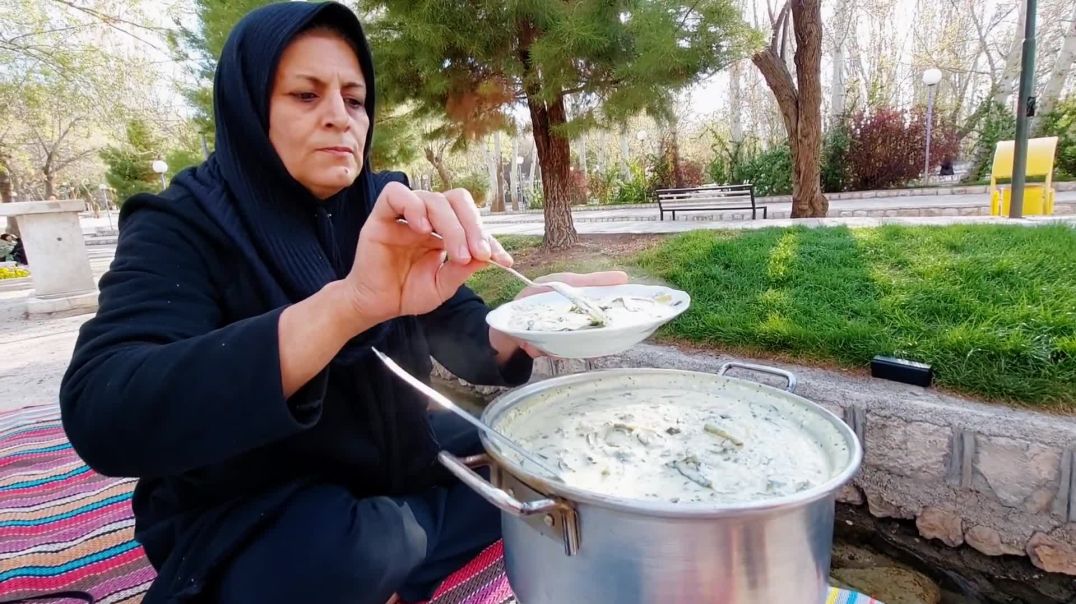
455;172;489;207
821;120;852;193
967;100;1017;182
735;145;793;196
1039;97;1076;179
845;106;959;190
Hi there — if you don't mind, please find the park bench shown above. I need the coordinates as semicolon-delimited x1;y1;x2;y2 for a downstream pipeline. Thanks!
989;136;1059;216
655;184;765;220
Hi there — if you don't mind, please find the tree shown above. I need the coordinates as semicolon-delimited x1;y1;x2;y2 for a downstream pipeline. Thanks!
752;0;828;217
1037;1;1076;119
100;119;164;202
358;0;759;249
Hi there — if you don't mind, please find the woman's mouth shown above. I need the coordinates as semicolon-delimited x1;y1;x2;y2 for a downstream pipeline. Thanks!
318;147;354;158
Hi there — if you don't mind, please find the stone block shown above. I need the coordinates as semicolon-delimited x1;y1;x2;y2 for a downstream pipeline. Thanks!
965;525;1023;557
1028;531;1076;576
838;484;865;505
959;207;980;216
865;488;915;519
896;209;920;217
973;436;1061;513
865;417;951;480
830;567;941;604
940;208;960;216
853;210;869;217
916;507;963;546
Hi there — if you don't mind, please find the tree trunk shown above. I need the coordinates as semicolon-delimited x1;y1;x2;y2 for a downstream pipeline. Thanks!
1037;2;1076;119
484;137;498;207
791;0;827;217
518;21;577;249
993;0;1027;108
752;0;828;218
510;136;520;211
0;167;11;204
730;61;744;144
423;146;453;190
527;140;538;190
492;132;505;213
528;93;577;249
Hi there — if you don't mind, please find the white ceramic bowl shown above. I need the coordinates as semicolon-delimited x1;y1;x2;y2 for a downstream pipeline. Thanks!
486;284;691;359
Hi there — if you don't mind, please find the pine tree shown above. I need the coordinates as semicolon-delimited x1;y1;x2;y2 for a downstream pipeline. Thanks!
357;0;758;249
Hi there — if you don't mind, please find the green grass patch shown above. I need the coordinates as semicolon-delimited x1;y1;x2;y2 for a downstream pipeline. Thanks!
473;225;1076;409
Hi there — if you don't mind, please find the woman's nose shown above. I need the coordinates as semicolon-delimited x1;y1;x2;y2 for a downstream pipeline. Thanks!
322;91;350;130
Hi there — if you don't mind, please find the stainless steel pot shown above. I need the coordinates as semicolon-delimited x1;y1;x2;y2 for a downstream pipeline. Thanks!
439;362;862;604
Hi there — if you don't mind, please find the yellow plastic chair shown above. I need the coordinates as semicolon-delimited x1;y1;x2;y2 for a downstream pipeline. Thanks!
990;137;1059;216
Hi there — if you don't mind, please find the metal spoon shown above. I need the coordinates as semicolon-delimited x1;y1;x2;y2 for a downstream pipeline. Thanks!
394;218;610;326
372;347;563;481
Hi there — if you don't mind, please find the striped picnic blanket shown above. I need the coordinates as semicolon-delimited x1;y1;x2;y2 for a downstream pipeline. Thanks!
0;406;153;603
1;405;881;604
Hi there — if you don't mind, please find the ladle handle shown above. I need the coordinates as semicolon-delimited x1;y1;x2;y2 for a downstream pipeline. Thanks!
372;348;562;480
718;361;798;393
437;452;559;517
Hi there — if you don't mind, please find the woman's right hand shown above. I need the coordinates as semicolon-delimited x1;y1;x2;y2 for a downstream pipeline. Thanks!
340;181;511;329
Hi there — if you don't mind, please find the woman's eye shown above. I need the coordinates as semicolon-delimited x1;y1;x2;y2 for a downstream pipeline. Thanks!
346;98;365;109
293;92;317;102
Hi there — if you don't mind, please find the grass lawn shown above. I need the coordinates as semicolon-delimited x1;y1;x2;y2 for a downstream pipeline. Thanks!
470;225;1076;410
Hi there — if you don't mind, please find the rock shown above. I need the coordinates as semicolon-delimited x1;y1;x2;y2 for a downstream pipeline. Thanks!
830;567;941;604
830;543;892;570
916;507;963;547
837;484;865;506
1027;532;1076;575
864;417;951;481
964;525;1024;557
974;437;1061;513
865;489;914;520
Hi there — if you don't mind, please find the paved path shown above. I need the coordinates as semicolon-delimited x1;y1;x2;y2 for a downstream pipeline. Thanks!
479;190;1076;225
486;214;1076;236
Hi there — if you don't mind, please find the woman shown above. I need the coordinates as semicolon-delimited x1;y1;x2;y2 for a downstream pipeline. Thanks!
60;3;624;603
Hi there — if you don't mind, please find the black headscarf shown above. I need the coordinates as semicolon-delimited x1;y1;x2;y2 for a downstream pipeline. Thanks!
170;1;403;355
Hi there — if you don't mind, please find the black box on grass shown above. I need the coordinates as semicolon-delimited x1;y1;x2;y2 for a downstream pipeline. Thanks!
870;356;934;387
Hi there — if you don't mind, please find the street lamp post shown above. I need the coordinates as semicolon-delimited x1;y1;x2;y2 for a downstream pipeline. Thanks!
151;159;169;191
922;68;942;185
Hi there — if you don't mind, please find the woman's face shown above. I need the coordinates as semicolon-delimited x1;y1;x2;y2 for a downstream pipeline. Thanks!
269;31;369;199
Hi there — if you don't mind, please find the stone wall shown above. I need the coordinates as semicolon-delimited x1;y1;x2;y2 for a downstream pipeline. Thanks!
435;344;1076;575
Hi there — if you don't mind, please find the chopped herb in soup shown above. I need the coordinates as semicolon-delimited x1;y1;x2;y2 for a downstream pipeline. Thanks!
509;293;681;332
500;389;834;504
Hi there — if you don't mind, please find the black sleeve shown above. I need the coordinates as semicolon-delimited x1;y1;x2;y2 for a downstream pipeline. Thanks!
59;202;327;478
420;286;533;387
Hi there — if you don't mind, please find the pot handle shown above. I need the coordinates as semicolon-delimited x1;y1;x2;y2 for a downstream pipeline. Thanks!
438;451;562;517
718;361;798;392
439;451;582;556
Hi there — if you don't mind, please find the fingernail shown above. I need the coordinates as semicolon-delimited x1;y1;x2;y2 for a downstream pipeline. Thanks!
421;218;432;232
457;245;471;263
477;239;492;259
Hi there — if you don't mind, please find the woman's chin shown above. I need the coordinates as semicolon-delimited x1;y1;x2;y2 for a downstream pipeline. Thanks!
305;168;360;198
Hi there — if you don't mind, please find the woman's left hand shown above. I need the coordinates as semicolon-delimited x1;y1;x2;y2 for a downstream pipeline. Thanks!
489;270;630;359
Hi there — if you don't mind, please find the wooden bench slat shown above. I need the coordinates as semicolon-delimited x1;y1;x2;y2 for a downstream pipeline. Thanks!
655;184;765;221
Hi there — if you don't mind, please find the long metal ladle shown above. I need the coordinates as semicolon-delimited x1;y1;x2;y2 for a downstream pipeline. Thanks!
372;347;563;481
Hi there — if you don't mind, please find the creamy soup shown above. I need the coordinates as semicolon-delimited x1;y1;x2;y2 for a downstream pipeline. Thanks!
497;386;838;505
508;293;682;332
